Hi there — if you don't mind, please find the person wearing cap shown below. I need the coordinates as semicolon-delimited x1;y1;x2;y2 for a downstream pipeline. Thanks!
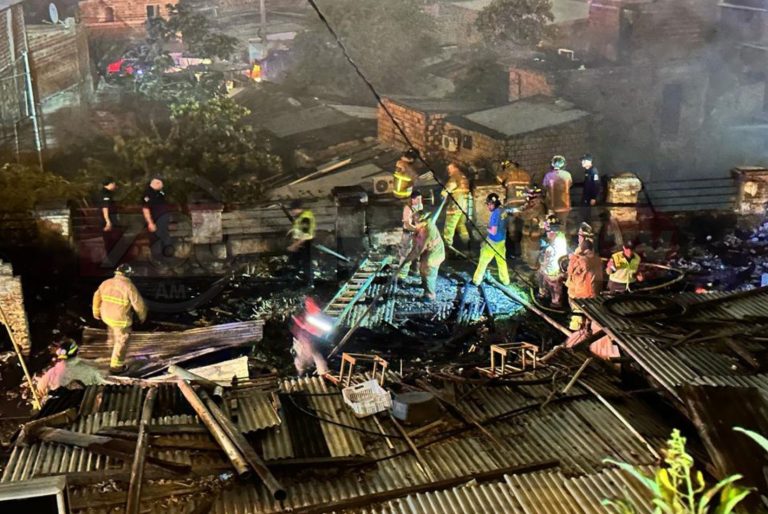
398;190;424;279
141;177;173;262
441;162;471;249
606;241;643;293
580;154;602;222
473;193;510;286
537;214;568;308
92;264;148;374
407;211;446;301
36;339;107;399
287;200;316;287
565;237;604;330
542;156;573;232
99;177;120;268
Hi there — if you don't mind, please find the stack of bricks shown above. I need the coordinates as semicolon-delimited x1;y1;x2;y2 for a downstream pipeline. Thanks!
606;172;643;223
377;99;448;157
0;260;31;355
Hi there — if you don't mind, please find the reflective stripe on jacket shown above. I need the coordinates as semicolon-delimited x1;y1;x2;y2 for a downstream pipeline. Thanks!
446;172;470;213
292;210;316;242
609;251;641;285
93;274;147;328
565;249;604;299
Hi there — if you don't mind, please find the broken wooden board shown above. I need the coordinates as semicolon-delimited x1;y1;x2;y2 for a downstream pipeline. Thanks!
79;321;264;375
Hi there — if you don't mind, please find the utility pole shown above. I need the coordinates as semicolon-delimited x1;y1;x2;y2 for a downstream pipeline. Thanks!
260;0;266;35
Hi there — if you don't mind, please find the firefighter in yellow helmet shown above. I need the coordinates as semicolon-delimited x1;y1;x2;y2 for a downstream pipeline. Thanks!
288;199;316;287
92;264;147;374
441;162;471;249
36;339;107;399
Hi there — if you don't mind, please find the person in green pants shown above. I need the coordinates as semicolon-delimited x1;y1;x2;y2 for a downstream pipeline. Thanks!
473;193;510;286
407;211;446;301
442;162;471;248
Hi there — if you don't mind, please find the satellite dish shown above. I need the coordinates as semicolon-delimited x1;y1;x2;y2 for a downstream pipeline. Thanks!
49;3;59;25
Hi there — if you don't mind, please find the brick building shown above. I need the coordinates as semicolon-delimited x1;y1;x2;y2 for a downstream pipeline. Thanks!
78;0;178;34
440;97;590;181
377;96;491;158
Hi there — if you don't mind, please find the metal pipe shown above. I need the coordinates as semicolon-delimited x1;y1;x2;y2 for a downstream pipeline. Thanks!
22;52;44;170
199;389;287;501
126;387;157;514
176;380;251;478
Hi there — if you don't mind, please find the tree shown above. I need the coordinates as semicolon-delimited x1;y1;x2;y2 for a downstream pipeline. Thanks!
286;0;438;102
115;98;281;202
452;48;509;105
0;164;87;212
476;0;555;48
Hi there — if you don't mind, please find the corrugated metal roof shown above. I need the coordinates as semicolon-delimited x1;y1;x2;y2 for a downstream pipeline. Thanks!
577;289;768;400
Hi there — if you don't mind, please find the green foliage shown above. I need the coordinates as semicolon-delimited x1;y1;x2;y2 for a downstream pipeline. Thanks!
286;0;438;102
734;427;768;454
475;0;555;48
115;97;281;202
602;429;751;514
131;1;239;102
452;48;509;104
0;164;88;212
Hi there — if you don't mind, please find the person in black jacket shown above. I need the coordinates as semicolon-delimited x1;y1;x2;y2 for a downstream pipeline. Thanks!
580;154;602;222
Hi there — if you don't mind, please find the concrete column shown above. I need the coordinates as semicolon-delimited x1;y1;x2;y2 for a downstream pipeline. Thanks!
189;203;224;245
606;172;642;223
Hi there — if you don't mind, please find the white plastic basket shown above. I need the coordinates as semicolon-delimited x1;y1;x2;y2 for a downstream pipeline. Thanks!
342;379;392;418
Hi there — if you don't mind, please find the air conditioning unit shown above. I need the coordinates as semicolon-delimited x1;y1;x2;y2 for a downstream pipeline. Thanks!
372;175;395;195
442;134;459;152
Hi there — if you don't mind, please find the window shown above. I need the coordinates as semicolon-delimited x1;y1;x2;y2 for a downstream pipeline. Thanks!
103;6;114;22
462;134;473;150
660;84;683;137
146;5;160;19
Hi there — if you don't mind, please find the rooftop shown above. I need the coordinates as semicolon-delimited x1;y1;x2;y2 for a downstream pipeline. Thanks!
447;97;590;139
386;95;493;114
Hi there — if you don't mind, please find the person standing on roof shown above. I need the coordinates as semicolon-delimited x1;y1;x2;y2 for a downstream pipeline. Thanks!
441;162;471;250
92;264;148;375
473;193;510;287
580;154;602;222
99;177;120;268
290;298;330;376
36;339;107;399
288;199;316;287
398;190;424;280
393;149;421;200
408;211;446;302
565;238;604;330
606;241;643;293
542;156;573;232
537;214;568;308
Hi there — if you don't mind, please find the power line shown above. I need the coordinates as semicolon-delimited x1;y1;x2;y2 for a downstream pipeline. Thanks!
304;0;528;282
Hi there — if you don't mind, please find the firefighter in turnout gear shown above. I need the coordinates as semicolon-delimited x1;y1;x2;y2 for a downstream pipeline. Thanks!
520;186;547;268
473;193;510;286
441;162;471;249
407;211;446;302
92;264;148;374
537;214;568;308
288;200;316;287
393;149;421;199
565;237;604;330
606;241;643;293
36;339;107;399
398;190;424;279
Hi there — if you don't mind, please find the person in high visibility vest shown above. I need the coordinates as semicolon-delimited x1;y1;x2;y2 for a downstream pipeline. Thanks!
441;162;471;249
606;241;643;293
92;264;148;374
472;193;510;286
393;149;420;199
288;200;316;287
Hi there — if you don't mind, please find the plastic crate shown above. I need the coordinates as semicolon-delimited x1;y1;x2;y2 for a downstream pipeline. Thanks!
342;379;392;418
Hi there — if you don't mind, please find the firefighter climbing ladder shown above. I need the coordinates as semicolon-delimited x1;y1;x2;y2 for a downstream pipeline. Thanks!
323;257;393;327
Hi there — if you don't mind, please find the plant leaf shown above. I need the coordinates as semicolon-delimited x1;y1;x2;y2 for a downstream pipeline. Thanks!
698;474;743;513
734;427;768;454
604;458;661;496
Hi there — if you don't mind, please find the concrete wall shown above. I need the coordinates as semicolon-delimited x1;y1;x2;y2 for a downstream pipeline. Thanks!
423;3;483;48
79;0;178;33
378;99;447;159
508;68;555;102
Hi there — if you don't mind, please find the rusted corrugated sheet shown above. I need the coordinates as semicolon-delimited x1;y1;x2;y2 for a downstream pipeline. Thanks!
355;482;524;514
227;390;281;433
577;290;768;400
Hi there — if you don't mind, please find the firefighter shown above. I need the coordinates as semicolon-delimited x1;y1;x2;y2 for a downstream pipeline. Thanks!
537;214;568;308
393;149;421;199
289;298;330;376
36;339;107;399
495;160;531;206
287;200;316;287
473;193;510;286
407;211;446;302
565;237;604;330
92;264;148;374
441;162;471;249
520;186;547;268
542;156;573;232
398;190;424;279
606;241;643;293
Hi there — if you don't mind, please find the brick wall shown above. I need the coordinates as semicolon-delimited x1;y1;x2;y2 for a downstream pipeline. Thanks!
508;68;554;102
377;99;446;158
27;23;92;107
442;117;590;183
79;0;178;31
0;5;27;69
